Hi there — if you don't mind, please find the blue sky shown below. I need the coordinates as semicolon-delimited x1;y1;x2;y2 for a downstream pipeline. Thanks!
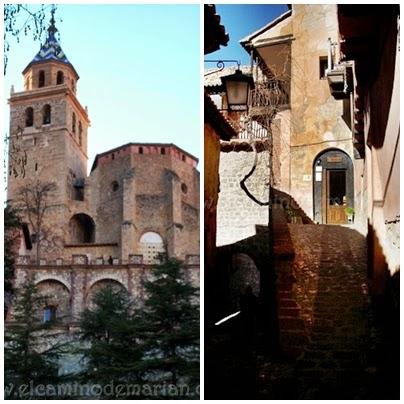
205;4;289;67
3;4;200;174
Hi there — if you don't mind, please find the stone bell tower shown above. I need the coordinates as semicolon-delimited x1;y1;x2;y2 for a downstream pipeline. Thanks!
7;9;90;260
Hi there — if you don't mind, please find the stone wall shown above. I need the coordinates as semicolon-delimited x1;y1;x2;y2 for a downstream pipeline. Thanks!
217;150;270;247
11;263;199;323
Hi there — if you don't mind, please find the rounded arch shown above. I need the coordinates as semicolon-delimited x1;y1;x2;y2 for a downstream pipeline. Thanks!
35;279;71;323
86;278;128;307
42;104;51;124
34;276;71;292
69;213;95;243
228;253;260;308
139;231;165;264
38;70;45;87
25;107;34;127
56;70;64;85
312;148;354;224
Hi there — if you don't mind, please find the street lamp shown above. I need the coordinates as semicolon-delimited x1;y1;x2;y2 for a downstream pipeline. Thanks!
221;68;254;111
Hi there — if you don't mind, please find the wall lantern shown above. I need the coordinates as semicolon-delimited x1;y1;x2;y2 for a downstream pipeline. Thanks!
221;68;254;111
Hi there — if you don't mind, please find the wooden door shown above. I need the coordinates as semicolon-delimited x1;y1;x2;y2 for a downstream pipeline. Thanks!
326;170;347;224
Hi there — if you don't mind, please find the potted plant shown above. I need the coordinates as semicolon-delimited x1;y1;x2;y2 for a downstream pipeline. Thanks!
345;206;355;223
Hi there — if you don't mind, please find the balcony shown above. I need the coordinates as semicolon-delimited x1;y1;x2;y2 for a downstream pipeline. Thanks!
326;63;353;100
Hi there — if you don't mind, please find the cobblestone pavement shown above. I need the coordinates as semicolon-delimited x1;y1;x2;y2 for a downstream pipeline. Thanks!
258;224;396;399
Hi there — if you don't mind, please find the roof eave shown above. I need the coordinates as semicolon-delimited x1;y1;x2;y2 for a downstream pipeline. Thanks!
22;59;80;80
240;9;292;51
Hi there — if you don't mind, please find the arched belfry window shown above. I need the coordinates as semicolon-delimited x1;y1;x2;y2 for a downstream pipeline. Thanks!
56;71;64;85
69;213;95;243
139;232;165;264
25;107;34;127
38;70;45;88
72;112;76;133
42;104;51;125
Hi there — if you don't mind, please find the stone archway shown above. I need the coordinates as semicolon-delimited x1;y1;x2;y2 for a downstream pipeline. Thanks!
313;149;354;224
69;213;95;243
35;279;71;323
86;278;128;308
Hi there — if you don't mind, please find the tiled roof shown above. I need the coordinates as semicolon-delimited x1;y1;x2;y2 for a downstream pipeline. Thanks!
204;92;236;141
23;12;77;77
204;4;229;54
204;65;258;89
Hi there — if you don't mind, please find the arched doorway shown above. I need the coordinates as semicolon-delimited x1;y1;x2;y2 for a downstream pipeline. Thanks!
313;149;354;224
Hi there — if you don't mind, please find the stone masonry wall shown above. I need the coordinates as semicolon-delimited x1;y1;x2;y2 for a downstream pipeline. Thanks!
217;150;270;247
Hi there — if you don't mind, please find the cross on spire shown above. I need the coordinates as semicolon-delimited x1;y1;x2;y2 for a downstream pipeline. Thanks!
48;5;58;36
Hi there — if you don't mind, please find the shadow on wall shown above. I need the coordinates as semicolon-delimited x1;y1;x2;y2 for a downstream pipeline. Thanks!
205;224;279;399
366;223;400;399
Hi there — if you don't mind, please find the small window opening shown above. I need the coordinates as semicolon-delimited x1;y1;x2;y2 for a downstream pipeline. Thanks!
111;153;115;160
112;181;119;192
78;121;83;146
56;71;64;85
73;178;85;201
161;147;165;155
35;163;38;171
319;56;328;80
182;155;186;162
22;223;32;250
38;70;45;87
42;104;51;124
181;183;188;194
139;147;143;154
43;306;57;323
72;112;76;133
25;107;34;127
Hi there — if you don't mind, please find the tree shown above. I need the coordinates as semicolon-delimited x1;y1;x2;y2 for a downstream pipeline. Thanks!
4;4;56;75
139;258;200;399
5;279;62;399
4;204;21;314
78;285;145;399
13;180;57;265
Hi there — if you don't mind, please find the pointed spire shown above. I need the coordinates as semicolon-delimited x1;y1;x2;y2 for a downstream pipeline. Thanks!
23;6;78;78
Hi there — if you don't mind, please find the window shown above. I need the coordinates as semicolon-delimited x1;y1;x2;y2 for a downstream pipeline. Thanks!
139;232;165;264
111;181;119;192
182;154;186;162
161;147;165;155
56;71;64;85
42;104;51;124
72;112;76;133
111;153;115;160
78;121;83;146
181;183;188;194
25;107;34;127
319;56;328;80
43;306;56;323
35;163;38;171
139;147;143;154
38;70;45;87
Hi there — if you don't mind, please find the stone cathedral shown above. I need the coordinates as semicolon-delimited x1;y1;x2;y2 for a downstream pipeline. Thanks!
6;16;200;325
